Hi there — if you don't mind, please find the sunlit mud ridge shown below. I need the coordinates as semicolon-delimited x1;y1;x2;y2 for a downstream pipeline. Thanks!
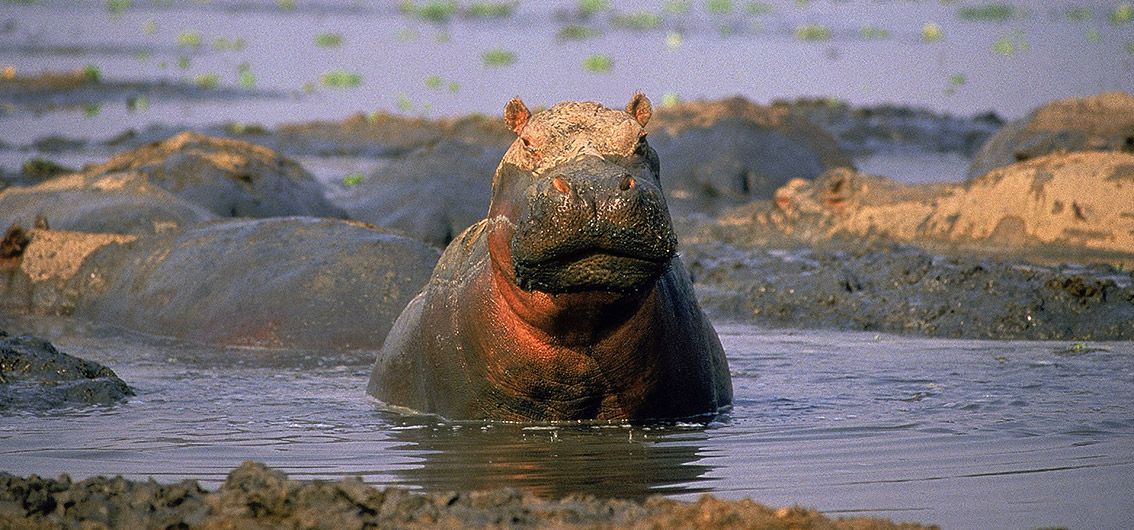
0;461;934;530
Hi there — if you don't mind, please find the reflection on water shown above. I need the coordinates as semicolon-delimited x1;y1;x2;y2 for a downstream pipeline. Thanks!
1;316;1132;529
384;417;714;500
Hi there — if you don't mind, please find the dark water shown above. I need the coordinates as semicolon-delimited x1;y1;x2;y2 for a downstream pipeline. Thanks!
2;317;1132;530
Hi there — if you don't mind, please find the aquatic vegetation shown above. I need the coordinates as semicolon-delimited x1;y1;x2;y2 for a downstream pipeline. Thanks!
1064;7;1092;21
176;31;202;48
705;0;733;15
1112;3;1133;25
396;93;413;112
194;73;219;89
142;19;157;35
448;81;459;92
956;4;1020;22
481;48;516;67
401;0;458;23
860;26;891;40
395;28;421;42
921;22;944;42
106;0;130;15
992;30;1028;55
661;91;680;107
1127;41;1134;54
320;70;362;88
237;63;255;89
582;53;613;73
556;24;600;41
611;11;662;30
83;103;101;118
665;31;683;49
342;174;364;187
464;1;516;19
944;72;966;95
315;33;342;48
663;1;689;15
746;1;773;15
794;24;832;41
577;0;610;18
1086;29;1101;43
424;75;443;89
212;37;246;51
82;64;101;83
176;56;190;69
276;0;295;10
127;95;149;112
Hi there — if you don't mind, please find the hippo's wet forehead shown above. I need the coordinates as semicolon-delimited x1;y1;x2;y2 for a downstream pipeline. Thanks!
531;102;641;151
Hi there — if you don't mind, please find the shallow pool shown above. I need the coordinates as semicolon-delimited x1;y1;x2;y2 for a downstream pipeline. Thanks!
2;317;1131;529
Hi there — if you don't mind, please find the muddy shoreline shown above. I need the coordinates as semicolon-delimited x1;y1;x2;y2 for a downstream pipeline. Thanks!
0;461;934;530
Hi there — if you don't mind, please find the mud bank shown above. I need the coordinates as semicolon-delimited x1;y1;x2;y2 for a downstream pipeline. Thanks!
684;241;1134;340
0;461;934;530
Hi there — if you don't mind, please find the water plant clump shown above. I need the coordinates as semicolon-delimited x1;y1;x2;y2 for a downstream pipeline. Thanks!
705;0;733;15
320;70;362;88
557;24;600;41
577;0;611;18
860;26;891;40
746;1;773;15
611;11;663;30
82;64;102;83
315;33;342;47
177;31;202;48
794;24;832;41
194;72;219;88
1112;3;1133;25
582;53;613;73
957;4;1020;22
464;1;516;19
342;174;364;187
400;0;458;23
482;48;516;67
921;22;944;42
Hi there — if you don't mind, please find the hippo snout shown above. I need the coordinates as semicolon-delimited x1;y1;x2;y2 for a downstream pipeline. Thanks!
511;157;677;294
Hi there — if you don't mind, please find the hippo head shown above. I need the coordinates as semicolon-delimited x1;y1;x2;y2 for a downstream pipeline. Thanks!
487;94;677;295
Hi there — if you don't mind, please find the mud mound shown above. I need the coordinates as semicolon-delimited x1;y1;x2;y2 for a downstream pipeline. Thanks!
0;331;132;411
685;242;1134;340
83;131;345;219
969;91;1134;178
340;140;503;247
271;111;514;157
720;151;1134;261
0;461;934;529
647;96;853;215
779;98;1002;156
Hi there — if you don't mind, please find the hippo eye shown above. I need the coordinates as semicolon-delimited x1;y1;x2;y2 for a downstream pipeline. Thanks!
520;136;538;154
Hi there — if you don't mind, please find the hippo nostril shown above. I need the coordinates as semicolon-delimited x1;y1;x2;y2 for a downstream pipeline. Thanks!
619;175;635;191
551;176;570;194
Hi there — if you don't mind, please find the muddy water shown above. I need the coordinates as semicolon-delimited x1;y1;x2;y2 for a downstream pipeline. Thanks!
1;317;1131;530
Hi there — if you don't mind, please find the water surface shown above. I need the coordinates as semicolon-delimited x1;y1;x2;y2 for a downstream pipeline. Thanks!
2;317;1131;530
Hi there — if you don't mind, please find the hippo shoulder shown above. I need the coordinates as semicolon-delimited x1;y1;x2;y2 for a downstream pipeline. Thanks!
426;217;493;286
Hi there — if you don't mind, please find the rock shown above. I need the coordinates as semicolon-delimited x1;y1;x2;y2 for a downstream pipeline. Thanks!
646;96;853;215
722;151;1134;261
73;217;438;350
0;332;133;411
0;462;934;529
969;92;1134;178
341;140;503;247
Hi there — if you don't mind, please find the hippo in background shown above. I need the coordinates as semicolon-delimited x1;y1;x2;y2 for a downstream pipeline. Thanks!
368;94;732;422
968;91;1134;179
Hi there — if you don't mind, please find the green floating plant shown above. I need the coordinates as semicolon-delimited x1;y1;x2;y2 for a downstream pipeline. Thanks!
320;70;362;88
582;53;613;73
482;48;516;67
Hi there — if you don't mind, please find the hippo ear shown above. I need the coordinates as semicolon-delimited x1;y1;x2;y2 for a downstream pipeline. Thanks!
625;92;652;127
503;97;531;135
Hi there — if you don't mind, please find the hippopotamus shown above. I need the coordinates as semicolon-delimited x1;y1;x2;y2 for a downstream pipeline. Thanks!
367;94;732;422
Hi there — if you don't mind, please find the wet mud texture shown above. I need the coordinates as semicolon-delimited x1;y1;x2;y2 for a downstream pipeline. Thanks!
0;461;934;530
0;330;132;412
685;241;1134;340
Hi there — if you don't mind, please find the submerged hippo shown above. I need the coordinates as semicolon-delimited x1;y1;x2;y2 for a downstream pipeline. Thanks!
367;94;732;422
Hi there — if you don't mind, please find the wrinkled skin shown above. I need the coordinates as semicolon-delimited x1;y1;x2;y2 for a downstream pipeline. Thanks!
368;95;732;422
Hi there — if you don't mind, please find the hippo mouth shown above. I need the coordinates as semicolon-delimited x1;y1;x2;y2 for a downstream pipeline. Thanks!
513;246;673;294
